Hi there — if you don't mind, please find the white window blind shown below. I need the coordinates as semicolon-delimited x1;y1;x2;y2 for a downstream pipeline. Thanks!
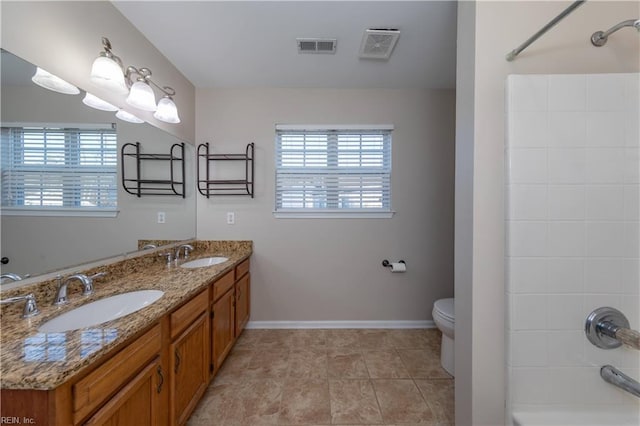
275;126;392;217
1;125;117;215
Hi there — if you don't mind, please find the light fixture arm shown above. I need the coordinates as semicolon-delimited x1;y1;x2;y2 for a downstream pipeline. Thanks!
154;83;176;98
100;37;124;70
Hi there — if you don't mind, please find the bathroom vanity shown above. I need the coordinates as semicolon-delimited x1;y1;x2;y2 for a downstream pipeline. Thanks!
0;240;252;426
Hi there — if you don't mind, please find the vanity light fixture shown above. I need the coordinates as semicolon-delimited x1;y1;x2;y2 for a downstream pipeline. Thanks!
31;67;80;95
82;93;118;112
153;95;181;124
90;38;129;94
125;68;157;111
116;109;144;124
90;37;180;124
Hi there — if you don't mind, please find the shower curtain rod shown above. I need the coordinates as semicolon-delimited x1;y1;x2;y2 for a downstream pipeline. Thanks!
506;0;587;61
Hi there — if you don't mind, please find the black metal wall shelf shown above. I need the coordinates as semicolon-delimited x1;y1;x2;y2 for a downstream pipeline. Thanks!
197;142;254;198
121;142;185;197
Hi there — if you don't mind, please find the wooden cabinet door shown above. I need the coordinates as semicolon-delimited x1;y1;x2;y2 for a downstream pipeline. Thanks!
83;357;161;426
212;287;235;373
170;312;209;426
235;273;250;337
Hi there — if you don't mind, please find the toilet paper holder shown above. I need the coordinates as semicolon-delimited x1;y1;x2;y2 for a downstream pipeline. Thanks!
381;259;406;268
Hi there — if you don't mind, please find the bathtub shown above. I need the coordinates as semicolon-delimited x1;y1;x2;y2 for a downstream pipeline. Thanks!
513;406;640;426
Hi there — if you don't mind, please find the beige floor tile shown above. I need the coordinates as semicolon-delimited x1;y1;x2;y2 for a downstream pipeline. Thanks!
328;349;369;379
257;329;293;349
234;329;267;348
288;349;328;378
424;329;443;351
358;329;394;350
326;329;361;348
329;379;383;425
414;379;455;424
213;348;255;385
288;329;327;348
236;378;284;425
278;378;331;425
371;379;435;424
397;349;451;379
188;382;244;425
387;329;434;349
245;349;290;379
362;350;410;379
189;329;453;425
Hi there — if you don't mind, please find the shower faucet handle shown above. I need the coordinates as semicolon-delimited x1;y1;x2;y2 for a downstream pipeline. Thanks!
585;307;640;351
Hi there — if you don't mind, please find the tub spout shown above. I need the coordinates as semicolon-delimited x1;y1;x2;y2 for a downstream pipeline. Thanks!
601;365;640;398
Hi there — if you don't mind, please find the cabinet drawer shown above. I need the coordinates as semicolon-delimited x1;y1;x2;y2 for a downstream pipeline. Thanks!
73;324;161;424
235;258;250;280
212;270;234;302
83;357;160;425
170;289;208;339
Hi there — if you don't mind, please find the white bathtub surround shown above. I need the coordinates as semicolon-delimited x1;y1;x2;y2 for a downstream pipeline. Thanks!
513;406;640;426
505;73;640;424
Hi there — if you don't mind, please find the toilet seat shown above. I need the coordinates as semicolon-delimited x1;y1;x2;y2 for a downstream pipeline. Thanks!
434;298;454;322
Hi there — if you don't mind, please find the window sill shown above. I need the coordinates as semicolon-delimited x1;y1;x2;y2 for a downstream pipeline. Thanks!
0;208;119;218
273;210;395;219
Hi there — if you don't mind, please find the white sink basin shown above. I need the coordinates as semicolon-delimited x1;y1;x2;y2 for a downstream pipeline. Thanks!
38;290;164;333
180;257;228;269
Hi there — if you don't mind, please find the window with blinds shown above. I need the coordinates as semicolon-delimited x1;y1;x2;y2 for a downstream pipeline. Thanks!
275;125;393;217
1;124;118;215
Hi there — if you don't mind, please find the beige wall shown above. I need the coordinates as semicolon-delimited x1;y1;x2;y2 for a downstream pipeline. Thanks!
196;88;455;322
1;1;195;142
457;1;640;424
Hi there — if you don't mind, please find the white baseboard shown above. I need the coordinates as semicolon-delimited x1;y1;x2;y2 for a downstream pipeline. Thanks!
246;320;435;329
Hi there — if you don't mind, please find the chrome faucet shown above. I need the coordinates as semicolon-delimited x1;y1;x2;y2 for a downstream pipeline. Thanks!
53;272;107;305
175;244;194;261
1;273;30;282
0;293;39;318
159;252;173;266
601;365;640;398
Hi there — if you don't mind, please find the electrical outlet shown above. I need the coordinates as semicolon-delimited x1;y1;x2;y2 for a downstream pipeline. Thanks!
157;212;166;224
226;212;235;225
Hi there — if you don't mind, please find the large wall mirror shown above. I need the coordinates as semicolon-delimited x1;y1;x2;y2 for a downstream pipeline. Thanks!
0;49;196;281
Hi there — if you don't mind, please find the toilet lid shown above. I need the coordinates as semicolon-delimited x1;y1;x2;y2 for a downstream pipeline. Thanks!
434;298;454;321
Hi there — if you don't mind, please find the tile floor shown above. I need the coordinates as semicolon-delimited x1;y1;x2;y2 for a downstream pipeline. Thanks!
187;328;454;426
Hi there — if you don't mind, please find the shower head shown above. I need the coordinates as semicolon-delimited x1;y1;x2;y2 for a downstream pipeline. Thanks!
591;18;640;46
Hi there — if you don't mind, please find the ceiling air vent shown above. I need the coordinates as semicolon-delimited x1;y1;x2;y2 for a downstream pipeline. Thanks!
359;28;400;60
296;38;337;54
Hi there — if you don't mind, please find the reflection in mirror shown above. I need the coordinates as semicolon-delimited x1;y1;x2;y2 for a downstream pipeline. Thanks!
0;49;196;281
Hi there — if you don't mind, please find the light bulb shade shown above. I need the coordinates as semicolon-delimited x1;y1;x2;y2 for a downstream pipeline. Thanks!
116;109;144;124
90;56;128;94
153;97;181;124
31;67;80;95
126;81;157;111
83;93;118;112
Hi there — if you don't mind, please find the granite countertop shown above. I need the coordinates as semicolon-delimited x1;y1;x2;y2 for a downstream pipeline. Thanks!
0;241;252;390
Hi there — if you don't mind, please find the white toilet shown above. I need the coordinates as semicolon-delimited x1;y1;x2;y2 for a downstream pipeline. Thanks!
432;298;455;376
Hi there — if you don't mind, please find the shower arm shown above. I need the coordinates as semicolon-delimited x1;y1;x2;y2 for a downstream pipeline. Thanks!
506;0;586;61
591;19;640;46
